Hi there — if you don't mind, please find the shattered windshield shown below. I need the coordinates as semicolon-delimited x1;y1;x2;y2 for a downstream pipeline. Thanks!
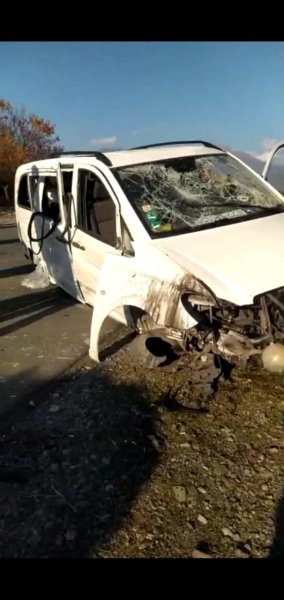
115;154;284;236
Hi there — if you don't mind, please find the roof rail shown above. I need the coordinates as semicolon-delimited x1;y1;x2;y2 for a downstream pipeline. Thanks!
130;140;224;152
49;151;112;167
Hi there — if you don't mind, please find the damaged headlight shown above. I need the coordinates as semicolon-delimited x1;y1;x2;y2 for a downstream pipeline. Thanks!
185;294;216;307
182;280;217;308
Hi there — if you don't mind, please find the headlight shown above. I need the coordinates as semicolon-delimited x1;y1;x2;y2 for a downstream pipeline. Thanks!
185;294;216;307
182;279;217;307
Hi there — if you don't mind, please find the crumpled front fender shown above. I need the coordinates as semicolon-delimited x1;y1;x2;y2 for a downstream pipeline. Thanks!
88;258;200;362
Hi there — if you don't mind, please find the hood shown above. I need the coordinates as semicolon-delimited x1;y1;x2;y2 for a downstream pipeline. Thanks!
153;213;284;305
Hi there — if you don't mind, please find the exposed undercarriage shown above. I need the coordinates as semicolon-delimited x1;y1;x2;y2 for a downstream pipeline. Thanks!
134;287;284;373
187;287;284;361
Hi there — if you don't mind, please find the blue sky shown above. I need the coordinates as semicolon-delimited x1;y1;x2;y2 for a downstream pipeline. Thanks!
1;42;283;157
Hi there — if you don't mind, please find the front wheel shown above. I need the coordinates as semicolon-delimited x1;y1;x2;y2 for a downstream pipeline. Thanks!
126;332;178;368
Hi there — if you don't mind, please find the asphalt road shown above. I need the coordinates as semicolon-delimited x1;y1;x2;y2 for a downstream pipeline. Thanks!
0;221;119;418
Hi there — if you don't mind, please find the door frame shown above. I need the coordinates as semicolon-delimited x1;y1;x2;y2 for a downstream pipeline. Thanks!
71;162;122;247
262;141;284;182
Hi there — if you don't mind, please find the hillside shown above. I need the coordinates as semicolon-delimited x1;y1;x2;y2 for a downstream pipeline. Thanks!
233;149;284;194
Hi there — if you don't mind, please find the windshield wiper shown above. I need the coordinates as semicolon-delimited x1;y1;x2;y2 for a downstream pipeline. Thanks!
170;204;284;235
199;201;284;213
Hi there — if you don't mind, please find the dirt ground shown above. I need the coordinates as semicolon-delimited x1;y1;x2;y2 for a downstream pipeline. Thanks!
1;334;284;558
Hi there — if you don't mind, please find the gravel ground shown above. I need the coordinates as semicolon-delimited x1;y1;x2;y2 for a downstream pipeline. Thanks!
1;334;284;558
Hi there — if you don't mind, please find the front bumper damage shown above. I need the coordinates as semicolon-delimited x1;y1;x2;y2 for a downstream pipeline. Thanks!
196;288;284;372
134;286;284;375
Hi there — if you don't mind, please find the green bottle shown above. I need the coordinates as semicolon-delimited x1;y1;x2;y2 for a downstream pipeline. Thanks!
145;208;161;230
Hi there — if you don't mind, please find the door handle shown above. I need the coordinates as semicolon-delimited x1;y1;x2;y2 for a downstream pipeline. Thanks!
72;241;85;251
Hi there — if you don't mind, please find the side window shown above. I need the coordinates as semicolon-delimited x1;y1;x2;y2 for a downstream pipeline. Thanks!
41;176;61;222
61;170;74;221
62;171;73;195
18;175;31;209
77;169;117;248
28;175;39;209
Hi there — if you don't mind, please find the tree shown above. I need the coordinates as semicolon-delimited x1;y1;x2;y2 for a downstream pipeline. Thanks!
0;99;63;204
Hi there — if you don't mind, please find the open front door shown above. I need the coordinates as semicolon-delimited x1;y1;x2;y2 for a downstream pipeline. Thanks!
29;163;82;300
70;163;123;307
15;171;40;251
262;141;284;195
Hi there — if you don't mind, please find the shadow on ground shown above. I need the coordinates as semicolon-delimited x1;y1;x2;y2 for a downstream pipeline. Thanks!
0;238;19;246
269;495;284;557
0;365;159;557
0;287;76;337
0;264;34;279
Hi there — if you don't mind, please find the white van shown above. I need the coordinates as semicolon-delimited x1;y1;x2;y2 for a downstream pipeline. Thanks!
14;140;284;369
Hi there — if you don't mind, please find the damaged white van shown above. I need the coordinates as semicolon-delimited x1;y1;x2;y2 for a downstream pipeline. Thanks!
14;140;284;371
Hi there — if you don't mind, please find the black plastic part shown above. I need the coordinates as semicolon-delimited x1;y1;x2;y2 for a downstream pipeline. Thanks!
27;211;58;256
49;151;112;167
130;140;224;152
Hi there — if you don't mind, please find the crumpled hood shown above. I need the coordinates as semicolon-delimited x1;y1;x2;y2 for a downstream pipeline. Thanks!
153;213;284;305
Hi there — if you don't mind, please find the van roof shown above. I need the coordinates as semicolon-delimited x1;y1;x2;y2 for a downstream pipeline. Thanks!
104;145;224;167
17;142;225;172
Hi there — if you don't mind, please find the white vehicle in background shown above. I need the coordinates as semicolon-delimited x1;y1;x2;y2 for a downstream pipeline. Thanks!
14;140;284;371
